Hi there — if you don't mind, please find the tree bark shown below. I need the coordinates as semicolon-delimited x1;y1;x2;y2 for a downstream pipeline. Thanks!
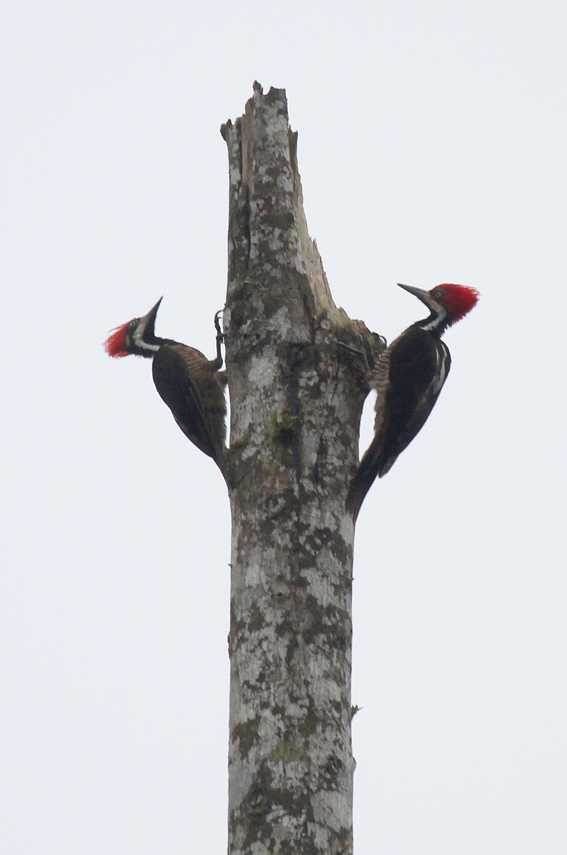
221;82;383;855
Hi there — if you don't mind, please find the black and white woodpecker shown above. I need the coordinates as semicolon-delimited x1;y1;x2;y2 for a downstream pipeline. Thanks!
346;282;479;520
104;298;227;478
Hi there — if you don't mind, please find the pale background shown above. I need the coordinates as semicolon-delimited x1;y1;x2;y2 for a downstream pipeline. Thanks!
2;1;566;852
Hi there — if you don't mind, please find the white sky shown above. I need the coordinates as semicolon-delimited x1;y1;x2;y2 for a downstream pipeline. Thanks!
2;1;567;852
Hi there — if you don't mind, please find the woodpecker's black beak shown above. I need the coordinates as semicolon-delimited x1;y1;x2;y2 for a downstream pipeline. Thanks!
397;282;441;312
397;283;429;302
138;297;163;338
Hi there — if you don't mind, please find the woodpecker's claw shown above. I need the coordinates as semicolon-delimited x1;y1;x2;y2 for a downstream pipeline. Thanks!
213;310;226;369
214;310;225;341
336;340;371;375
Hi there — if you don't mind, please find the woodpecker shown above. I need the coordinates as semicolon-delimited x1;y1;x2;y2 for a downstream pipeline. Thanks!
346;282;479;520
104;298;227;477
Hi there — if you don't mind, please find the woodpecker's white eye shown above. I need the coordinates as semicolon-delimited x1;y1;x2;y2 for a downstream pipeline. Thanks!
128;319;139;329
432;289;444;300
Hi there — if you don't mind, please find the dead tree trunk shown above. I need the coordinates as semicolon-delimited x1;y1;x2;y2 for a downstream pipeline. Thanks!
221;83;383;855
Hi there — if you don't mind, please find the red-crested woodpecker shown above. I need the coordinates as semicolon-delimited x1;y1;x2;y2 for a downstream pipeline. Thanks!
346;283;479;520
104;298;227;477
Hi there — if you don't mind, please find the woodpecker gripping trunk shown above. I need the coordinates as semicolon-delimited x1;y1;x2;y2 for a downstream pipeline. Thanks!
104;299;228;477
346;282;479;520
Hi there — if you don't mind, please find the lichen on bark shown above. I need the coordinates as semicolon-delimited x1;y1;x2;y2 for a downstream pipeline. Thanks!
221;82;383;855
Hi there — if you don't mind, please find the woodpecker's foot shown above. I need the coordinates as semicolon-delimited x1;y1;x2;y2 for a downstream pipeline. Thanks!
336;340;371;375
214;310;226;367
214;310;225;341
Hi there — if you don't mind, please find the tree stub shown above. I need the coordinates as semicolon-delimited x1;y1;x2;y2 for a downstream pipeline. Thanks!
222;82;383;855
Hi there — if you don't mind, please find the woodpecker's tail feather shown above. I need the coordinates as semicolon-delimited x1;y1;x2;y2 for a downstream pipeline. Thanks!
345;434;385;521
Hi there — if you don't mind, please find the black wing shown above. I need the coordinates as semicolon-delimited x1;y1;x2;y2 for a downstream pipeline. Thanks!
346;328;450;519
151;344;226;473
377;328;450;476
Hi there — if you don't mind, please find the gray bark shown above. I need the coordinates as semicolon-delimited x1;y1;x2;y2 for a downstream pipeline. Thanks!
221;83;384;855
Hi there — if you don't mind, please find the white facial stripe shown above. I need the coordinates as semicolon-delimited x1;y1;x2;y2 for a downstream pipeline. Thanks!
133;328;159;352
421;305;448;332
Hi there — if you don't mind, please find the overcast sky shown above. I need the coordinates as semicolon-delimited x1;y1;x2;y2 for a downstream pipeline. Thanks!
2;1;567;852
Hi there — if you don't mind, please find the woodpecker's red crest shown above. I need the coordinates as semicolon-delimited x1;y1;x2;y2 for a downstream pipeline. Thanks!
430;283;479;324
104;322;130;357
